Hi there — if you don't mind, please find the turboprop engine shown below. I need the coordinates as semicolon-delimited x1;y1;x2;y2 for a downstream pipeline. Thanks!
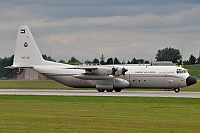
90;67;112;76
90;66;127;76
111;67;128;76
74;66;128;80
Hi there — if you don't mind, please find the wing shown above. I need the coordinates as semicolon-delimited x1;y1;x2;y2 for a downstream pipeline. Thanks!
65;65;112;76
64;65;128;80
65;65;130;90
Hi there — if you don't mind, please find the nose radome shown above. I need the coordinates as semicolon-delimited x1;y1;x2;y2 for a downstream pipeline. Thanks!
186;76;197;86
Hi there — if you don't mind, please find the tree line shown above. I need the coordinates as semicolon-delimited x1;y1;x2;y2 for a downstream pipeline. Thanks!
60;47;200;65
56;55;150;65
0;47;200;79
0;55;19;79
155;47;200;65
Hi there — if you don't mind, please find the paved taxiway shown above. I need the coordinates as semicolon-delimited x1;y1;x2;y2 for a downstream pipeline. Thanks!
0;89;199;98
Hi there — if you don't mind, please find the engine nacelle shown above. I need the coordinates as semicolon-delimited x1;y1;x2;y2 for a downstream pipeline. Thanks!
87;66;128;76
91;67;112;76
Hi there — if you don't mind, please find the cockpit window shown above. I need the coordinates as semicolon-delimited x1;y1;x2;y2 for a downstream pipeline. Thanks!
177;69;187;74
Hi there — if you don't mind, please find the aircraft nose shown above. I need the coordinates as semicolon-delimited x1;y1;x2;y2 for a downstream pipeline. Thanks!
186;76;197;86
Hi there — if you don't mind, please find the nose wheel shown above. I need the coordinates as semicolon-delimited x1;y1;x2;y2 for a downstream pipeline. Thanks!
174;88;180;93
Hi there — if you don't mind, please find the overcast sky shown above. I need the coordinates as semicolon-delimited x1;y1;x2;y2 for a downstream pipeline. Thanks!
1;0;200;62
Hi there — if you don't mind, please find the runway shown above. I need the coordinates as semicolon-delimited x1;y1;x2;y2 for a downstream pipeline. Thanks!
0;89;200;98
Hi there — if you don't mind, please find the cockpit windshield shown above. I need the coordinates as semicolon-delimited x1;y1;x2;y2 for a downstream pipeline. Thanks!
177;69;187;74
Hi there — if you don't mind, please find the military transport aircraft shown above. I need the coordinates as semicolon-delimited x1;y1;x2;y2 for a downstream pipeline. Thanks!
7;25;197;93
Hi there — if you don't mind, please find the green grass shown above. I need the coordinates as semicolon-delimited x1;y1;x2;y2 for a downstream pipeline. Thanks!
184;64;200;78
0;95;200;132
181;79;200;91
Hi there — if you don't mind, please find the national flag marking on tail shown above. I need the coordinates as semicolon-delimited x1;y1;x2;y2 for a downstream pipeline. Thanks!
21;29;25;34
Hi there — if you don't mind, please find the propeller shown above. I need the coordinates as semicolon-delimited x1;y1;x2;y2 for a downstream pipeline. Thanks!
111;67;128;76
121;60;128;80
111;58;128;81
122;68;128;75
111;67;118;76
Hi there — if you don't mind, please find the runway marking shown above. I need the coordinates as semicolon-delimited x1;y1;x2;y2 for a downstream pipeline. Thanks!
0;89;200;98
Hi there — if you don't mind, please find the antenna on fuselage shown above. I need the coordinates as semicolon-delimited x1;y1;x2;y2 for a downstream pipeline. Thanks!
181;46;184;68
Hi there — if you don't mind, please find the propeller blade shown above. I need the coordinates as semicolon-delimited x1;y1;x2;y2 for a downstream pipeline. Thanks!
111;67;117;76
122;68;128;75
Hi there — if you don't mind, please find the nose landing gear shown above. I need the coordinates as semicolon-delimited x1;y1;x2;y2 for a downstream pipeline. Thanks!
174;88;180;93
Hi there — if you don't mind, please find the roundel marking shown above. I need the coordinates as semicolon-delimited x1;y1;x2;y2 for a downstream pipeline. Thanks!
24;42;28;47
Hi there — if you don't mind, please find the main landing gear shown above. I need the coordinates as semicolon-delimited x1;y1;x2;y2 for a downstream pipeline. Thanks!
114;88;122;92
97;89;106;92
97;88;122;92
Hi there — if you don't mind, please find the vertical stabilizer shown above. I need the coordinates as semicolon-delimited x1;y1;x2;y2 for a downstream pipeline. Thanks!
13;25;45;67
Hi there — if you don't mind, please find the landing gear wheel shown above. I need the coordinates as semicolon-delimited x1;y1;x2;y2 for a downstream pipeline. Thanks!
174;88;180;93
97;89;105;92
114;88;122;92
106;89;113;92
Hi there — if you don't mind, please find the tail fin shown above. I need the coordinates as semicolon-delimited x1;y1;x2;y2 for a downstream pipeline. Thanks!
13;25;46;67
